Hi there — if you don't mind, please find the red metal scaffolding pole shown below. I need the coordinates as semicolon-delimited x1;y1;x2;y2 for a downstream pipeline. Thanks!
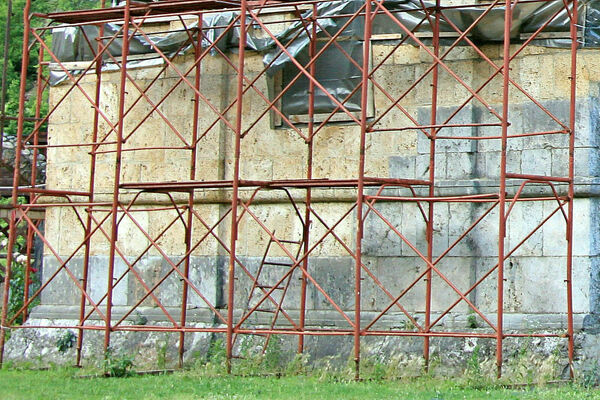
567;0;578;377
226;0;248;373
0;0;32;365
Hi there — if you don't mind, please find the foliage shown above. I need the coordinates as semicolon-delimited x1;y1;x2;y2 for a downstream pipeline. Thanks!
206;338;227;365
102;348;134;378
195;337;228;376
466;345;482;377
582;360;600;388
0;0;101;137
467;314;479;329
358;355;387;381
133;311;148;326
0;196;39;326
55;330;76;353
189;336;290;377
233;336;286;376
463;344;496;388
7;262;39;325
284;353;310;376
156;340;168;370
262;337;283;372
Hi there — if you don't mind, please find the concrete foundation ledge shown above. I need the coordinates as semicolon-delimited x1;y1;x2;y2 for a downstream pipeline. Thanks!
4;316;591;380
27;305;585;331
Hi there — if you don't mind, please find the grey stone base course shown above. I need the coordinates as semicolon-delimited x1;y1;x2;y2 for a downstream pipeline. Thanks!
27;305;586;331
3;311;590;379
3;318;587;380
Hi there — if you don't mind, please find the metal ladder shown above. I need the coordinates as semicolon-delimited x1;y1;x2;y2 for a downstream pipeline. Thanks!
234;230;304;355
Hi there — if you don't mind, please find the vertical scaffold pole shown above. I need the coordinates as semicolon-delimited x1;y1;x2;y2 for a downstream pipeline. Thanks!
227;0;247;374
424;0;441;371
77;0;105;367
105;0;131;354
298;4;317;355
566;0;578;379
354;0;373;381
0;0;31;366
497;0;513;378
22;45;45;324
178;13;203;369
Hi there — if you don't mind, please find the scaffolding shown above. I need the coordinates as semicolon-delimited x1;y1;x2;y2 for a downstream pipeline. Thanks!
0;0;577;378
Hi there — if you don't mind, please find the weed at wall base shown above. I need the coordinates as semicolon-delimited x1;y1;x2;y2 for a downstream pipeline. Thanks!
102;348;134;378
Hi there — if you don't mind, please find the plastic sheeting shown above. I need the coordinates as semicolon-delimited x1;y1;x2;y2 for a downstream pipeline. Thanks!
50;19;204;84
262;0;587;72
50;0;591;64
48;0;591;114
280;40;363;116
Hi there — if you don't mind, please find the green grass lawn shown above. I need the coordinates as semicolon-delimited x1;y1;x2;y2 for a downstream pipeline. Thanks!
0;369;599;399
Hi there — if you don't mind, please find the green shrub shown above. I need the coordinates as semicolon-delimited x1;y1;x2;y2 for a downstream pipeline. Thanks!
102;348;134;378
55;331;76;353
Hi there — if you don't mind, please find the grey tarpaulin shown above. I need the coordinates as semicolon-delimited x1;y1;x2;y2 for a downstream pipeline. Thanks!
50;19;201;85
49;23;192;84
51;23;193;62
50;0;593;66
280;40;363;116
262;0;590;72
48;11;278;84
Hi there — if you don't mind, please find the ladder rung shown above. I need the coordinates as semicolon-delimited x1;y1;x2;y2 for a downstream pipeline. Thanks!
258;285;284;290
263;261;294;267
279;239;302;245
255;308;276;313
